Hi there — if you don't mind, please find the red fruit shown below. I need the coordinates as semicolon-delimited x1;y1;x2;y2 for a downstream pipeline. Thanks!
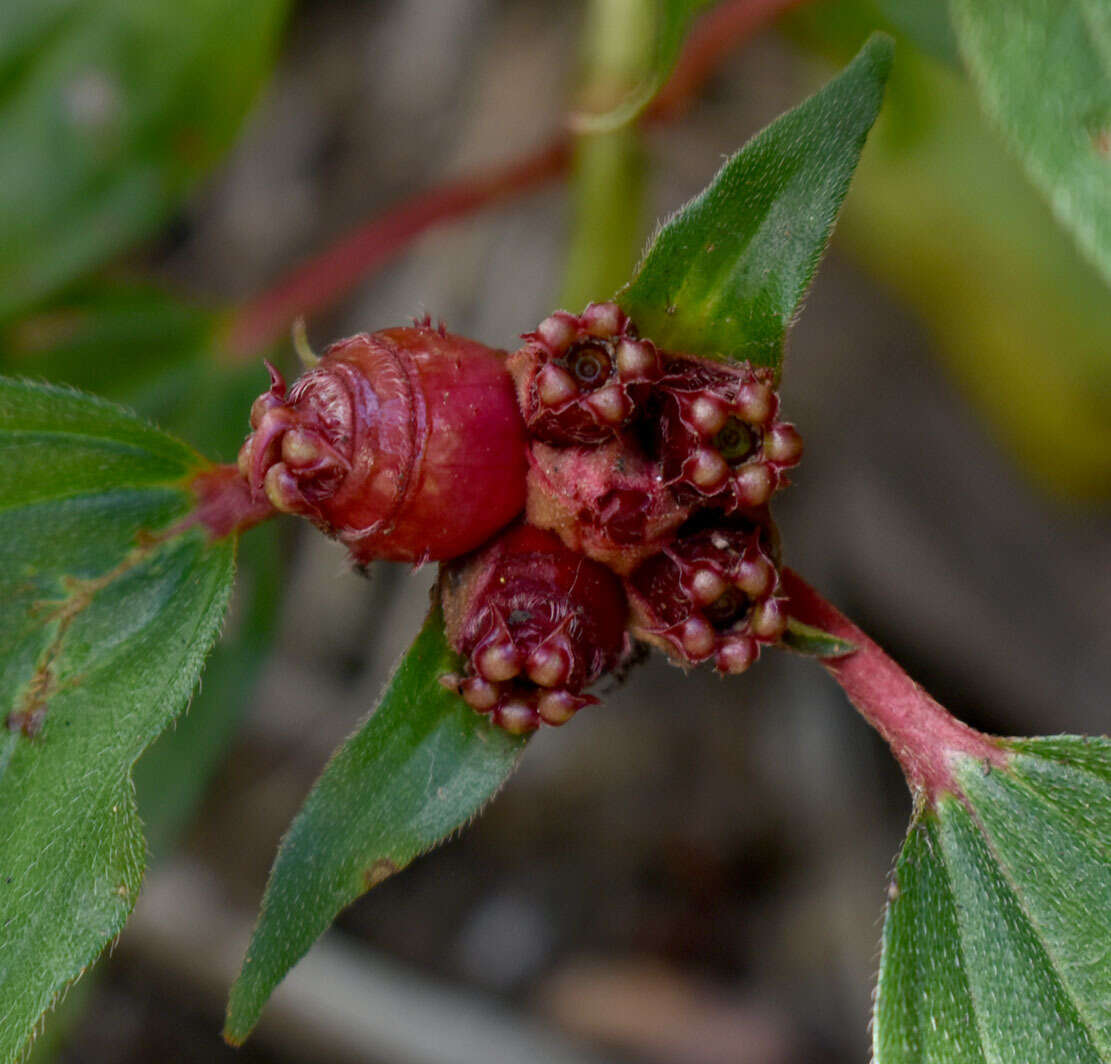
507;303;662;445
440;523;630;733
238;326;527;564
624;517;785;673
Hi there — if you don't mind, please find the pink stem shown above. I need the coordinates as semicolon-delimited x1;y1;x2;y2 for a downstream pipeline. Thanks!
224;140;571;357
781;569;1008;799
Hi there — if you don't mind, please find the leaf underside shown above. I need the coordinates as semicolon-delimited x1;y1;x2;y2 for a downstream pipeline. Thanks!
0;377;235;1063
874;737;1111;1063
224;605;528;1045
617;32;892;374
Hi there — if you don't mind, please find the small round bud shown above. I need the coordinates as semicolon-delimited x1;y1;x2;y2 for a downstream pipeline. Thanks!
461;676;500;712
716;636;758;674
495;700;540;735
536;364;579;407
615;338;660;380
476;639;523;683
690;566;729;606
750;598;787;641
680;617;716;659
580;301;624;337
537;690;586;726
735;556;773;599
733;463;775;508
763;422;804;466
688;448;730;491
586;384;632;425
689;395;729;437
735;381;775;426
536;313;577;352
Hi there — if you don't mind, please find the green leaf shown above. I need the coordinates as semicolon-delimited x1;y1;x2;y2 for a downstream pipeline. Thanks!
224;605;528;1045
571;0;713;134
0;377;235;1062
1;281;283;851
781;617;856;658
874;737;1111;1063
949;0;1111;289
618;33;892;373
0;0;288;321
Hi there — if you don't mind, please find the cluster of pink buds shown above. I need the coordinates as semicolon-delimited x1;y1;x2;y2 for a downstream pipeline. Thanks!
239;304;803;732
439;524;630;734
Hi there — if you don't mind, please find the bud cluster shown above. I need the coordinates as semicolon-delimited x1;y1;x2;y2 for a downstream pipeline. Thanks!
239;304;803;732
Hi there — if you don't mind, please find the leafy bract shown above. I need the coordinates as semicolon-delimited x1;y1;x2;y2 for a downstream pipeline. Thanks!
0;378;235;1062
0;0;288;321
224;606;528;1045
874;738;1111;1063
949;0;1111;289
571;0;713;134
781;618;856;658
618;34;890;374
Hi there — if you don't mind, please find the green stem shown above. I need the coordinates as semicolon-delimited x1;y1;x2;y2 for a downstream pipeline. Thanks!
559;0;653;310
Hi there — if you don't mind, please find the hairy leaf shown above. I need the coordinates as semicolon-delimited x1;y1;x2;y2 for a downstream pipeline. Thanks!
0;378;235;1062
949;0;1111;289
224;606;528;1045
0;0;288;321
874;737;1111;1062
618;33;891;373
1;283;282;851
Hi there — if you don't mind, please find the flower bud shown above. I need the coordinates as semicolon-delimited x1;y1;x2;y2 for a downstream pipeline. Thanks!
440;523;630;732
239;325;527;564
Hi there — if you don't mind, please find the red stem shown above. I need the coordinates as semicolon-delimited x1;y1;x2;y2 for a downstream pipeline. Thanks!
781;569;1008;800
224;0;810;358
224;140;571;357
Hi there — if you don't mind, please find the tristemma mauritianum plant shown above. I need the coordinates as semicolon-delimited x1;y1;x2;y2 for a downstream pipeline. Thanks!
2;3;1110;1062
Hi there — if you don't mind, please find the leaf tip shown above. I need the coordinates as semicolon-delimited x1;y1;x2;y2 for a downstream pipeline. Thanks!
861;31;896;81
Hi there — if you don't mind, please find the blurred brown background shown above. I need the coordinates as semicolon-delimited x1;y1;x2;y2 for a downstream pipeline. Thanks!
28;1;1110;1062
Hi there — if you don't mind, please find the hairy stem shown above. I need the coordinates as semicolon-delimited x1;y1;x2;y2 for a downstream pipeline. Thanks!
781;569;1008;800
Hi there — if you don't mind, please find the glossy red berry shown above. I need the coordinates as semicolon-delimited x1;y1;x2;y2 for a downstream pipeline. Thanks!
238;326;527;564
440;523;630;733
624;517;785;673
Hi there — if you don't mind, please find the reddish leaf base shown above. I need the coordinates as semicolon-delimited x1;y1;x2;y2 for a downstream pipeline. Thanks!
187;465;276;540
781;568;1009;801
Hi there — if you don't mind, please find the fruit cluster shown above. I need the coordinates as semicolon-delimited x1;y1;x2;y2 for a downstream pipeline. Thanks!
240;304;802;732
